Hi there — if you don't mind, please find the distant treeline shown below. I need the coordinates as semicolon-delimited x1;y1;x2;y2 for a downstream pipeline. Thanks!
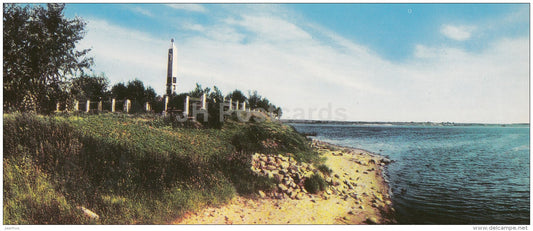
282;119;528;127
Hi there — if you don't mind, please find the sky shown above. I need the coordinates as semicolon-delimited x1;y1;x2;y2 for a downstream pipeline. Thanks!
61;3;529;123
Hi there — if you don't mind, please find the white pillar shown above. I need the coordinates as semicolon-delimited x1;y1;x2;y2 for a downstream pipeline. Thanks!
86;100;90;112
242;102;246;111
56;103;60;112
184;96;190;116
236;100;240;111
111;99;116;112
125;99;131;113
229;99;233;110
201;93;207;110
74;100;79;111
164;96;169;112
145;102;150;111
98;101;102;111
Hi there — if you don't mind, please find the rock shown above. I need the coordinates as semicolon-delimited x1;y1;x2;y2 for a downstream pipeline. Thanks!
359;205;364;209
366;217;379;224
280;162;289;169
258;190;266;198
363;171;369;174
348;211;355;215
296;193;303;200
334;174;340;179
385;200;392;206
273;173;283;182
371;203;378;208
325;189;332;195
268;156;275;163
79;206;99;220
325;177;332;184
278;184;288;192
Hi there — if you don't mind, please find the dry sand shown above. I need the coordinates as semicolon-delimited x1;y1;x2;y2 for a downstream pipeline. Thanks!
173;140;395;224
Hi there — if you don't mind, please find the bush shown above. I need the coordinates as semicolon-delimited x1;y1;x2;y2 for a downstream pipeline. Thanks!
304;173;327;194
317;164;333;176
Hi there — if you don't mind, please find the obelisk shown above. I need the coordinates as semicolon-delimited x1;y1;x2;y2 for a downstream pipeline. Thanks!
166;38;178;96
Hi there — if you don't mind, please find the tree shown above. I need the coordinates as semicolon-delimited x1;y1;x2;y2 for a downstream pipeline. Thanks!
111;83;128;100
226;89;247;103
71;73;110;101
3;3;92;113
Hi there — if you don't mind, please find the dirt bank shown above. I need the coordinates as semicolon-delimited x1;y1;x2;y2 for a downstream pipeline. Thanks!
173;139;396;224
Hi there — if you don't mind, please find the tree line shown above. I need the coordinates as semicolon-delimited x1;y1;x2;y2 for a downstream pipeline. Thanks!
3;3;282;119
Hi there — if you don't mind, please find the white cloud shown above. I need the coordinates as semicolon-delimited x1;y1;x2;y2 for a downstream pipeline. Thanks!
80;11;529;124
166;4;206;13
441;24;476;41
131;6;153;17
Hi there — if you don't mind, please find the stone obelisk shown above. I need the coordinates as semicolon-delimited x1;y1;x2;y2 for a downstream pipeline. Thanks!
166;38;178;96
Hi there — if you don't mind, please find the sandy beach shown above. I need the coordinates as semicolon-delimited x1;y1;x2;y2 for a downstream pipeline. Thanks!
174;139;396;224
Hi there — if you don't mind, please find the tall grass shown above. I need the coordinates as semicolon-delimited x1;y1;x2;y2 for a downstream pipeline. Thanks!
3;113;319;224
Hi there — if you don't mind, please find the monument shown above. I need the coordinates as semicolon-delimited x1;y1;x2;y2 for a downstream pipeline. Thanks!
166;38;178;96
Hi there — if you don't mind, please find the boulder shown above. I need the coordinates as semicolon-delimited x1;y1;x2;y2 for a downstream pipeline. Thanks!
278;184;288;192
258;190;266;198
366;217;379;224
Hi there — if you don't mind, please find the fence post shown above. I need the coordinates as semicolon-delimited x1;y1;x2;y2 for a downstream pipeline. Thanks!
201;93;207;110
74;100;79;111
125;99;131;113
229;99;233;110
236;100;240;111
184;96;190;116
98;101;102;111
145;102;151;112
164;96;169;112
111;98;116;113
56;103;60;112
86;100;90;113
242;102;246;111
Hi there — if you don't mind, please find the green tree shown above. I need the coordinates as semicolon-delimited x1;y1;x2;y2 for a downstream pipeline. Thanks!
3;3;92;113
226;89;247;103
111;82;128;100
70;73;110;101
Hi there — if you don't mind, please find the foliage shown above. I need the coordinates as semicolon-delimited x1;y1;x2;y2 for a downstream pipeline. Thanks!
247;90;282;117
70;73;110;101
3;3;92;113
227;89;247;103
317;164;333;176
304;173;327;194
3;113;318;224
110;79;158;113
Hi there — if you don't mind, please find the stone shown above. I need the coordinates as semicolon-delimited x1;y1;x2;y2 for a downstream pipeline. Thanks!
325;189;332;195
334;174;340;179
278;184;288;192
273;173;283;182
348;211;355;215
258;190;266;198
366;217;379;224
325;177;332;184
359;205;364;210
267;165;277;171
79;206;99;220
280;162;290;169
363;171;369;174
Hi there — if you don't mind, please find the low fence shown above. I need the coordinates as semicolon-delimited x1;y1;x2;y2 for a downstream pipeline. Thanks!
56;93;278;120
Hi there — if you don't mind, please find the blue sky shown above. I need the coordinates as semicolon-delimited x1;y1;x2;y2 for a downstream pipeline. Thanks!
61;3;529;123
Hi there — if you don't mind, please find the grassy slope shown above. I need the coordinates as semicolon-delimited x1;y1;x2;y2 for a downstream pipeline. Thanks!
3;113;319;224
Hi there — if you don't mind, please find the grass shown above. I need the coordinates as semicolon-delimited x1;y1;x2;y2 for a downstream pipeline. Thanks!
3;112;322;224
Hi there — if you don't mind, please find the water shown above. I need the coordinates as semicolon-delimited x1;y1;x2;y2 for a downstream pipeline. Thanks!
290;123;530;224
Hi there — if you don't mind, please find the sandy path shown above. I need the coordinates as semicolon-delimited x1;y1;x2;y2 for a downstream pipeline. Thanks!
173;141;395;224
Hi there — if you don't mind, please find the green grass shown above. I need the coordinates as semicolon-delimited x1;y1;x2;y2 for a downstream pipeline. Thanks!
3;112;321;224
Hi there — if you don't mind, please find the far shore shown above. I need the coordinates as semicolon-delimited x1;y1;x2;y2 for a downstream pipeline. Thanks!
174;139;396;224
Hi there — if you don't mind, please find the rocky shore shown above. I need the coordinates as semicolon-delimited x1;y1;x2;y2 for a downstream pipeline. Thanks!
175;139;396;224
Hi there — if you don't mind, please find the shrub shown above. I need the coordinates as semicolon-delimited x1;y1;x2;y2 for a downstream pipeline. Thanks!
304;173;327;194
317;164;333;176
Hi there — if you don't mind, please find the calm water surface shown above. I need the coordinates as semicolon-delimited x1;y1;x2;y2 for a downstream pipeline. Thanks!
290;123;530;224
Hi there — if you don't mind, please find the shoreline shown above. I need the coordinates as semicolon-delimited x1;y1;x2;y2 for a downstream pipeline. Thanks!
174;139;396;224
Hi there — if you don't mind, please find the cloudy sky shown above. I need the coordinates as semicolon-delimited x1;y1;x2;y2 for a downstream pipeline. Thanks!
63;3;529;123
